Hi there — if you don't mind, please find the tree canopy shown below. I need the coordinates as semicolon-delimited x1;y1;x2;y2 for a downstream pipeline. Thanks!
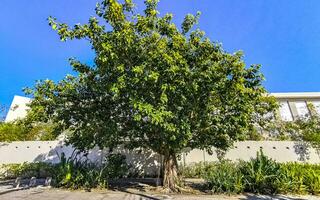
25;0;276;190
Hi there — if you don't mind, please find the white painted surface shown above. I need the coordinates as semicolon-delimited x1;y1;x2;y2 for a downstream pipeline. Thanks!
271;92;320;99
0;141;319;170
0;141;161;176
5;96;31;122
222;141;319;163
5;93;320;124
295;101;310;118
312;101;320;115
279;101;293;121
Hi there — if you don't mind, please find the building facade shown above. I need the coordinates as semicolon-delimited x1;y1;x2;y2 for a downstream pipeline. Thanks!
5;95;31;122
271;92;320;121
4;92;320;123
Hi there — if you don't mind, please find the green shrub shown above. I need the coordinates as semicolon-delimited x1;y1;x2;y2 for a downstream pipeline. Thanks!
240;150;281;194
180;150;320;195
179;162;212;178
0;162;55;179
303;165;320;195
0;153;130;190
204;161;243;194
0;121;57;142
276;163;308;194
53;152;130;189
103;153;129;179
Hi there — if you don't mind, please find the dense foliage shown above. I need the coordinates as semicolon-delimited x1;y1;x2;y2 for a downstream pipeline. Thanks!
0;162;55;179
53;152;129;189
180;151;320;195
0;153;130;190
266;104;320;148
0;121;57;142
2;151;320;194
25;0;276;189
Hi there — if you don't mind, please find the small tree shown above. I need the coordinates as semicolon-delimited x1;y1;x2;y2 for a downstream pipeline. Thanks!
26;0;276;190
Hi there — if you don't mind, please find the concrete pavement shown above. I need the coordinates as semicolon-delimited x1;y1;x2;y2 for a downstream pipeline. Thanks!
1;188;320;200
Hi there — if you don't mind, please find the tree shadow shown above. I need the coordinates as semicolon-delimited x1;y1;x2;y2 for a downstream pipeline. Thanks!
114;147;161;178
239;193;308;200
117;189;162;200
32;140;103;164
107;178;158;193
32;142;161;179
293;141;310;162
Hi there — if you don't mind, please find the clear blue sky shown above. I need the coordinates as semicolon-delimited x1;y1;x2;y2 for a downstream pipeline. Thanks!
1;0;320;107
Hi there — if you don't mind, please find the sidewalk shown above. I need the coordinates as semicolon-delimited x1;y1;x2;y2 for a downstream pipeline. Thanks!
0;188;319;200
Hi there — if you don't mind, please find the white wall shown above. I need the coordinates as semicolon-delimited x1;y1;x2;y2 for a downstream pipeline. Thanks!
0;141;319;171
0;141;161;176
181;141;320;164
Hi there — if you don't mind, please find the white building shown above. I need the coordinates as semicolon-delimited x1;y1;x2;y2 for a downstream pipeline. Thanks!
271;92;320;121
4;92;320;123
5;95;32;122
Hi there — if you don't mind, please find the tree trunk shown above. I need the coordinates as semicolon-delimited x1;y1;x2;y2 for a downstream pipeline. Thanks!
162;153;180;191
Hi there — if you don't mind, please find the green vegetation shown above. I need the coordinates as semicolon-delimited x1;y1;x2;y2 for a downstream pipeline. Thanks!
2;151;320;195
0;121;57;142
0;122;32;141
205;161;243;194
267;104;320;149
0;153;129;190
53;153;129;189
25;0;276;190
239;151;281;194
180;151;320;195
0;162;55;179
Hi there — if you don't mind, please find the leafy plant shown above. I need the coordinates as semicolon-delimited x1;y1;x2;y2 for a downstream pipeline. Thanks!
0;162;55;179
0;121;57;142
303;165;320;195
179;162;210;178
204;161;243;194
240;150;281;194
53;152;129;189
276;163;308;194
103;153;129;179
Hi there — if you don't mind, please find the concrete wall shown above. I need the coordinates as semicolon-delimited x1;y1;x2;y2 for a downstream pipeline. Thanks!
0;141;161;176
181;141;320;164
0;141;319;175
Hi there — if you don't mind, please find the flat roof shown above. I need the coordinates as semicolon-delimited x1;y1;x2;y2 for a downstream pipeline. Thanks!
271;92;320;99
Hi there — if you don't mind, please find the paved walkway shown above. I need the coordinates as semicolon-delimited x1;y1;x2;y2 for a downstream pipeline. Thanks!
1;188;320;200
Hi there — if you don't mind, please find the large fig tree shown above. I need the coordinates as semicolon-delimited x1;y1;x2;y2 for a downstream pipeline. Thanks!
26;0;276;190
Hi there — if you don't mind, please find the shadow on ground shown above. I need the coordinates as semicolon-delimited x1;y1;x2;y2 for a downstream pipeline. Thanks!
239;193;307;200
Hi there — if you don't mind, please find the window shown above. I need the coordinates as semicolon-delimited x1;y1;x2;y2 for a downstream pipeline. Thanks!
312;101;320;115
279;101;293;121
295;101;310;119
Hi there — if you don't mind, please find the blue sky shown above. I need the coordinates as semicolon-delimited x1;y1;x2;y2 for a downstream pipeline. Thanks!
1;0;320;107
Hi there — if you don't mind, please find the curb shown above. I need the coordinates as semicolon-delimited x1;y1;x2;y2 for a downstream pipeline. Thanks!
0;186;30;195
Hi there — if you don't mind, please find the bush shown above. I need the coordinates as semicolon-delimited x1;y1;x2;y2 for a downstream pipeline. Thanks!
103;153;129;179
276;163;308;194
179;162;211;178
203;161;243;194
240;150;281;194
53;152;130;189
277;163;320;195
0;121;57;142
182;151;320;195
0;162;55;179
0;153;130;190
